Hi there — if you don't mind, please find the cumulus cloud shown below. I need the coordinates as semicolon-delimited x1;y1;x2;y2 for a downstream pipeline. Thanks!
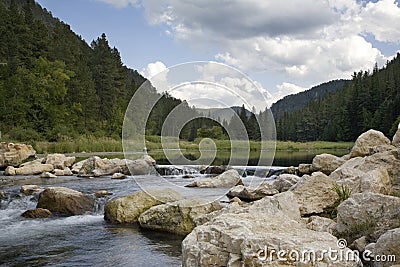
133;0;399;103
140;61;169;91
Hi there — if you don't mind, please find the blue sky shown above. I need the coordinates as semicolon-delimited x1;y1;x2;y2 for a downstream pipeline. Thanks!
36;0;400;110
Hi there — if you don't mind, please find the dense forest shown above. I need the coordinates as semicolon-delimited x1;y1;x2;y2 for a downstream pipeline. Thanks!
274;55;400;141
271;80;350;119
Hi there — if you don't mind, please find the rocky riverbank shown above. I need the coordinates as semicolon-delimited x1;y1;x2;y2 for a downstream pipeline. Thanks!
1;128;399;266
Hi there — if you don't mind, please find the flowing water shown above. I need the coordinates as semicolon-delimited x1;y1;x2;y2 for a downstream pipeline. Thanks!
0;166;277;267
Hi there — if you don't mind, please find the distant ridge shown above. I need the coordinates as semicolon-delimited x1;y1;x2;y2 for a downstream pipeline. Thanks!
271;79;350;119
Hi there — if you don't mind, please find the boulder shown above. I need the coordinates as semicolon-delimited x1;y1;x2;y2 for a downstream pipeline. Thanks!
291;172;338;216
186;169;242;188
305;216;336;234
350;129;391;158
104;188;183;224
78;156;121;177
373;228;400;267
21;208;52;219
141;155;156;166
111;173;126;179
20;185;41;195
336;193;400;242
37;187;95;216
311;153;345;175
45;154;75;169
350;236;367;252
0;142;36;168
298;163;312;175
13;163;54;176
182;192;358;267
126;158;153;175
138;198;223;235
272;174;300;192
54;167;73;176
199;165;227;175
4;166;16;176
392;128;400;147
226;183;278;201
71;159;86;174
40;172;57;179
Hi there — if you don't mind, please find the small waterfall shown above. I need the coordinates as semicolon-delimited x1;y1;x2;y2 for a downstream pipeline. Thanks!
156;165;200;176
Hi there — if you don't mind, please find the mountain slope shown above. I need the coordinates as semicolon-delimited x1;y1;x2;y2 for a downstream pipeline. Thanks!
271;79;350;119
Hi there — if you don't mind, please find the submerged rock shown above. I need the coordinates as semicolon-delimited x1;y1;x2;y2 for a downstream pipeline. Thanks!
20;185;41;195
104;188;183;224
40;172;57;178
185;169;242;188
37;187;95;216
21;208;52;219
138;198;222;235
111;173;126;179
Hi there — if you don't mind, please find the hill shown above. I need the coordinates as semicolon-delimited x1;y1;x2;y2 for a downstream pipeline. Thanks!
271;80;349;119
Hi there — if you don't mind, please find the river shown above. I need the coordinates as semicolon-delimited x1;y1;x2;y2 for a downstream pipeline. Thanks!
0;150;348;266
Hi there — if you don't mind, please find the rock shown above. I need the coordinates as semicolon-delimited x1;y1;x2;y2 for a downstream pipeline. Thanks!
182;192;358;267
0;191;5;199
336;193;400;242
373;228;400;267
78;156;121;177
95;190;112;198
350;129;391;158
104;188;183;224
369;144;397;155
226;183;278;201
350;236;367;252
199;165;226;175
37;187;95;216
111;173;126;179
0;142;36;168
305;216;336;234
393;128;400;146
20;185;41;195
40;172;57;179
138;198;223;235
20;158;46;167
4;166;16;176
185;169;242;188
14;164;54;176
126;158;153;175
53;167;73;176
291;172;338;216
141;155;156;166
229;197;242;205
331;150;400;195
71;159;86;174
272;174;300;192
21;208;52;219
311;153;345;175
45;154;75;169
298;163;312;175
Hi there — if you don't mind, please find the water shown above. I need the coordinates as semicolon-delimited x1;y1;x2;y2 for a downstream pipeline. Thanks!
0;166;278;267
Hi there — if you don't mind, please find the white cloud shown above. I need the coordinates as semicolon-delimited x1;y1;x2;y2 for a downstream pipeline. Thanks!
271;82;307;103
140;61;169;91
97;0;138;8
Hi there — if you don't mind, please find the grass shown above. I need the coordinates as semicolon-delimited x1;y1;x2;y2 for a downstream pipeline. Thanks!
3;135;353;154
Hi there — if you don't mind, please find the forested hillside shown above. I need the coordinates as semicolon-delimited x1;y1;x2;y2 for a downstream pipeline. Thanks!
275;56;400;141
271;80;349;119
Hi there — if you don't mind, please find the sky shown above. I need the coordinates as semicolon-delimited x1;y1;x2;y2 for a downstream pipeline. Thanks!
36;0;400;110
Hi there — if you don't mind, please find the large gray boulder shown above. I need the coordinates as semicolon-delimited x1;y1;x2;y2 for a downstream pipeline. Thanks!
186;169;242;188
311;153;345;175
291;172;338;216
138;198;222;235
373;228;400;267
227;183;278;201
182;191;359;267
272;174;300;192
336;193;400;242
104;188;183;224
350;129;391;158
78;156;121;177
0;142;36;168
37;187;94;216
